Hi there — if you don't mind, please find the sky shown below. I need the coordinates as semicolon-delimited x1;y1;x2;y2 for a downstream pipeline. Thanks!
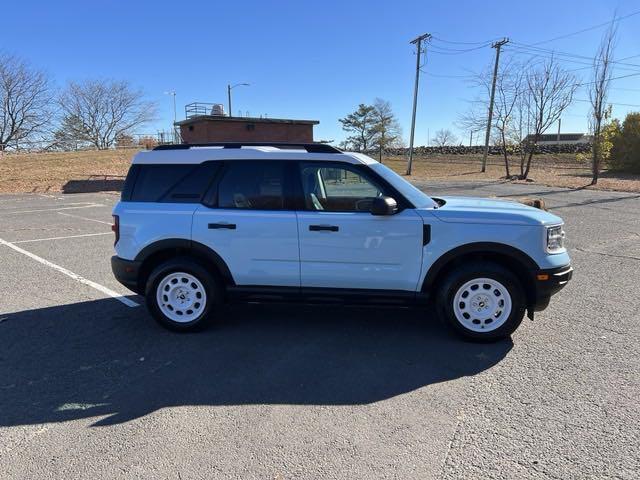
2;0;640;146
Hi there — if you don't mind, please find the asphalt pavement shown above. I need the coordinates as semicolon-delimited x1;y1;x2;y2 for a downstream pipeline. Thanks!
0;181;638;479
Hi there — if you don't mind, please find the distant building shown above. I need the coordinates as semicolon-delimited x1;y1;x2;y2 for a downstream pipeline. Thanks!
522;133;593;145
176;102;319;144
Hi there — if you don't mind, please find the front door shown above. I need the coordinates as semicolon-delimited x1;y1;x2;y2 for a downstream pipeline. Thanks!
296;162;424;292
192;160;300;287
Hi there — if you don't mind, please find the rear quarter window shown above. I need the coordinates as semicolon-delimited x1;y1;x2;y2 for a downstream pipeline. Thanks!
124;162;220;203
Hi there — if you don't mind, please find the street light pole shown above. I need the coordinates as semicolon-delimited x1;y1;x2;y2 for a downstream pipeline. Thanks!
164;91;177;143
228;83;250;117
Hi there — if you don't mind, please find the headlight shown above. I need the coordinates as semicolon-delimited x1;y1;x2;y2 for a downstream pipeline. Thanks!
546;225;565;253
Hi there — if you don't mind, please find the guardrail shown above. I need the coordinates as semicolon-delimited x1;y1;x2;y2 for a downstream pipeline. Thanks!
185;102;225;118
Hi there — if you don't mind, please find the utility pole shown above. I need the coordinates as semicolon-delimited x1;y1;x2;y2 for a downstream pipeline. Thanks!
481;38;509;172
406;33;431;175
164;91;177;143
557;117;561;144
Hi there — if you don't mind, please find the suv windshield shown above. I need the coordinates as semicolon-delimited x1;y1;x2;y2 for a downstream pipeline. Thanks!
369;163;437;209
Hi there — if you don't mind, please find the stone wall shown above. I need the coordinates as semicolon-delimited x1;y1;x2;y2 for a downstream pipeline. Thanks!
380;143;592;156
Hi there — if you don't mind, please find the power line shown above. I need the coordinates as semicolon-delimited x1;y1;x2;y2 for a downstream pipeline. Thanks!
428;44;491;55
503;46;640;78
506;42;640;70
609;86;640;92
505;46;598;68
528;8;640;46
618;53;640;61
422;70;477;79
430;35;498;45
574;99;640;108
576;71;640;86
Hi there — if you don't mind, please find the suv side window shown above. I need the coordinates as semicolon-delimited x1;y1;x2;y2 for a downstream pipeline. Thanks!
127;162;220;203
300;163;384;212
217;161;287;210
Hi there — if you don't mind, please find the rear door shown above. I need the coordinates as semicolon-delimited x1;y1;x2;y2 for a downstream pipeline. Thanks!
295;162;424;292
191;160;300;287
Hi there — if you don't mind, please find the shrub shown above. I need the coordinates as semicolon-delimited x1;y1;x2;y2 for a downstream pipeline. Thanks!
609;113;640;173
600;118;622;166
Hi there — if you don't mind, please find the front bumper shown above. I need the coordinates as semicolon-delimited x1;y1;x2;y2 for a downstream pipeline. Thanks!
531;263;573;311
111;256;143;294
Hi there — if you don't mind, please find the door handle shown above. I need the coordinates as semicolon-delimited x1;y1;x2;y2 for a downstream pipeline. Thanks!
309;225;339;232
208;223;236;230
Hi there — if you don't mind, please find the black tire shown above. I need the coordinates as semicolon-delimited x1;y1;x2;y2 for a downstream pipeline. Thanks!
436;261;526;342
145;256;222;332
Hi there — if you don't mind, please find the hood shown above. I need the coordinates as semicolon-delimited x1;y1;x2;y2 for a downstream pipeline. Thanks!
427;196;563;226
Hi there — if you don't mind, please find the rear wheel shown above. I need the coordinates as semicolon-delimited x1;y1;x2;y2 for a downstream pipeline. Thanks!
437;262;526;341
145;257;221;331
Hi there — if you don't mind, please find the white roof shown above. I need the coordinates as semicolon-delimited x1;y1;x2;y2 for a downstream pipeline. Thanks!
132;146;377;165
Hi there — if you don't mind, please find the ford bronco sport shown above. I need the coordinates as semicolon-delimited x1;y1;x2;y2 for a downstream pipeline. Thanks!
111;142;572;341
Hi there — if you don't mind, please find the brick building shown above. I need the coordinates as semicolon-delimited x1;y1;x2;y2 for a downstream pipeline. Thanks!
176;103;319;144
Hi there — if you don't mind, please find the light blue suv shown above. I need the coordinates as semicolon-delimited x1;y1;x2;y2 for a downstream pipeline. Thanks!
111;142;572;341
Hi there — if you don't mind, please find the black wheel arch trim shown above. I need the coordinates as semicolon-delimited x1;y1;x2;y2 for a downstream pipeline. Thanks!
134;238;235;286
421;242;539;292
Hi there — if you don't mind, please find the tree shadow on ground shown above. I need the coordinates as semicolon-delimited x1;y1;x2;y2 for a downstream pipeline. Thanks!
0;298;512;427
62;175;124;194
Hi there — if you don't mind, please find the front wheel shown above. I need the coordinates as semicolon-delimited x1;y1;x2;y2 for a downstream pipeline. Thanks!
437;262;526;341
145;257;221;332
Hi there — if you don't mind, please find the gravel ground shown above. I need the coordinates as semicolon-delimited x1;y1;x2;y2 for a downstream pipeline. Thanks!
0;182;638;479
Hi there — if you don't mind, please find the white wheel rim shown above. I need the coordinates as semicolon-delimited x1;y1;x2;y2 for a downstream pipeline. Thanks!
453;277;512;333
156;272;207;323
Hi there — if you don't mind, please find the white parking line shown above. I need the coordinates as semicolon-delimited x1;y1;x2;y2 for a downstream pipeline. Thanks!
0;204;104;215
0;201;92;211
57;211;113;225
13;232;112;244
0;238;139;308
36;193;64;200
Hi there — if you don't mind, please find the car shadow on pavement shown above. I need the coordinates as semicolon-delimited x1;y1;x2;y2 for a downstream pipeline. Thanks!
0;298;512;427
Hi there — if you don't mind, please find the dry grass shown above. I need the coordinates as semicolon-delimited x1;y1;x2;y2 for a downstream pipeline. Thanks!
383;154;640;193
1;149;639;194
0;149;136;193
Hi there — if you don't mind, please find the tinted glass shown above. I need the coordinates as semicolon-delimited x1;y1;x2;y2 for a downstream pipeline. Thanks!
217;161;286;210
300;163;383;212
129;163;220;203
162;162;220;202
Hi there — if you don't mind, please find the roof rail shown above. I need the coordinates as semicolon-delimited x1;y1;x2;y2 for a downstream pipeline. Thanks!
153;142;341;154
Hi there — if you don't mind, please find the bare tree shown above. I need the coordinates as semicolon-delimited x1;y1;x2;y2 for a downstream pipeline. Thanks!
513;90;533;178
589;22;616;185
493;67;524;177
432;128;458;146
371;98;402;163
338;104;377;152
57;79;156;150
458;59;524;177
521;58;578;179
0;53;53;151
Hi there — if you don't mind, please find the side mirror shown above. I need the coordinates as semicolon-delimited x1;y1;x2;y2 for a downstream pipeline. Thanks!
370;196;398;216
